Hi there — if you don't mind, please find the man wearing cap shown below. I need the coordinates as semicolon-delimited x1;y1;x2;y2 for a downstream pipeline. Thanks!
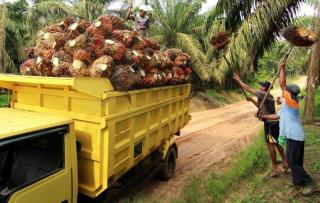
126;4;150;37
261;63;318;196
233;74;288;177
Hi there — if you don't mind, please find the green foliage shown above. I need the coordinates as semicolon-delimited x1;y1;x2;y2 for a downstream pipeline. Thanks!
215;0;304;85
181;177;204;203
149;0;210;80
0;93;9;107
257;41;310;79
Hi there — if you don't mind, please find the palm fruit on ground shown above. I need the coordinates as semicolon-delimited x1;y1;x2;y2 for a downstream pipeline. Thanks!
64;34;89;54
210;31;230;50
111;65;137;91
51;50;72;77
164;48;183;61
69;59;90;77
19;59;36;76
111;30;139;47
90;55;113;78
109;15;125;30
282;26;318;47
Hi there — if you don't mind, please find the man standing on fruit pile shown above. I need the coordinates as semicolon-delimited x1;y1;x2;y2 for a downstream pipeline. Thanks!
233;73;288;177
126;3;150;37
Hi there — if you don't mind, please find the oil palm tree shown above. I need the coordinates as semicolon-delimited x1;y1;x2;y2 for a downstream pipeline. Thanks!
149;0;211;81
303;0;320;123
0;0;30;73
204;0;305;85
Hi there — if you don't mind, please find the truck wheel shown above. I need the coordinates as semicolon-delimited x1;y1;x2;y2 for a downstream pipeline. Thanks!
160;146;176;180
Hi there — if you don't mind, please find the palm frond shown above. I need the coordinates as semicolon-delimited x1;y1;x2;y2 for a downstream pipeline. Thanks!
203;0;263;35
176;32;211;81
214;0;304;85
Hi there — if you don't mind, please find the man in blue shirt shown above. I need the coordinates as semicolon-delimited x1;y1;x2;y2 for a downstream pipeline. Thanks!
261;63;318;196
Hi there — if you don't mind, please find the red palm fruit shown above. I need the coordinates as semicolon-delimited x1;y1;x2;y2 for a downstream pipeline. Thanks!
96;15;113;34
73;49;93;64
69;59;90;77
110;65;137;91
109;15;125;30
90;55;113;78
164;48;183;61
86;25;106;39
20;59;36;76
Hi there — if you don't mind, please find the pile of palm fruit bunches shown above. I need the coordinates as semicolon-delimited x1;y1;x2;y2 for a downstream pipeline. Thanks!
20;15;192;91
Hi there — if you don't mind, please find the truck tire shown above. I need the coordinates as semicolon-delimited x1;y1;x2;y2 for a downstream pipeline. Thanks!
160;146;176;180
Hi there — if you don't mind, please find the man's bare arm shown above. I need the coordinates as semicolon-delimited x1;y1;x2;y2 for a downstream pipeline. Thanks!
247;97;259;108
233;73;257;94
279;63;286;91
126;4;134;20
260;114;280;120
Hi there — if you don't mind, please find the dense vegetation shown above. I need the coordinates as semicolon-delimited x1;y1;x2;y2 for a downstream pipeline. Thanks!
0;0;308;84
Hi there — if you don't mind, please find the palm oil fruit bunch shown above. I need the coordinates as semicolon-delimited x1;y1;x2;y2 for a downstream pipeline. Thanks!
210;31;230;50
19;15;192;91
282;26;317;47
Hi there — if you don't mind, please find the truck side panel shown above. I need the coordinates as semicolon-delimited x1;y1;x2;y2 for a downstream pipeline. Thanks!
1;76;190;197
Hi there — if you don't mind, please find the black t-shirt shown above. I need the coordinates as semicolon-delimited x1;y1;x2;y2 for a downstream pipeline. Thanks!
255;91;276;115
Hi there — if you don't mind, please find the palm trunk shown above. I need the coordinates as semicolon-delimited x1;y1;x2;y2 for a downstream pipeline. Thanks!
0;1;6;73
303;9;320;124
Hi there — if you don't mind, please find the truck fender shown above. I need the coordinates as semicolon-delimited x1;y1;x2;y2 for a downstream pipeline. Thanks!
160;136;178;160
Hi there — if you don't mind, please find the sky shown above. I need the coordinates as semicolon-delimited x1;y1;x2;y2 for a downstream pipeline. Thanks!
109;0;316;16
5;0;317;16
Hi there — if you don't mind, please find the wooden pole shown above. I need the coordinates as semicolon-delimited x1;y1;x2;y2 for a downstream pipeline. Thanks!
257;45;294;116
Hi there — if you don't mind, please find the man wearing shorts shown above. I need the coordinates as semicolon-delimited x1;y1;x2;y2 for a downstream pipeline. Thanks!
233;74;288;176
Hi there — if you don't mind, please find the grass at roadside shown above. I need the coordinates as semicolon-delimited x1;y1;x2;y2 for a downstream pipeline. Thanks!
226;125;320;202
175;134;269;203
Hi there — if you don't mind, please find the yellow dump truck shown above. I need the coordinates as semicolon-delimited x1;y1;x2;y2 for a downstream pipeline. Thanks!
0;74;190;203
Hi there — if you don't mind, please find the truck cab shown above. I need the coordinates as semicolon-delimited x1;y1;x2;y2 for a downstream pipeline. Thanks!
0;108;78;203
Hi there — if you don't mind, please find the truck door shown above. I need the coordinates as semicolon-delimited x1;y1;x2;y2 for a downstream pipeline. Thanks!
0;126;74;203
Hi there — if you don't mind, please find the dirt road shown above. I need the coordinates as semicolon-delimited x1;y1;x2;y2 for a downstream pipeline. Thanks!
136;77;307;202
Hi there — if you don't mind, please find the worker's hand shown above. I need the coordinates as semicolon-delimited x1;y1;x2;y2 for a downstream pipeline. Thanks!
276;96;282;105
279;63;286;69
233;73;240;81
246;97;253;102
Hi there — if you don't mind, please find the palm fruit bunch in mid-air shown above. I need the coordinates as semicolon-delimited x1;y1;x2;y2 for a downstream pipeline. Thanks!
210;31;230;50
20;15;192;91
282;26;318;47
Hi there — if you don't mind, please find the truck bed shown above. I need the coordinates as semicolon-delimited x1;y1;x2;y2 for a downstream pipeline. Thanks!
0;74;190;197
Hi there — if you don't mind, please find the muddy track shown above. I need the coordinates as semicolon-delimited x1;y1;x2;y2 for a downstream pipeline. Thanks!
123;77;307;202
